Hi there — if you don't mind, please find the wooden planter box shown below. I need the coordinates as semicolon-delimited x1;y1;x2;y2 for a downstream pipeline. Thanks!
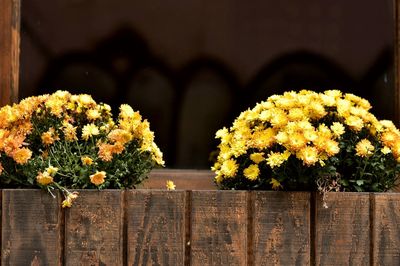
1;189;399;265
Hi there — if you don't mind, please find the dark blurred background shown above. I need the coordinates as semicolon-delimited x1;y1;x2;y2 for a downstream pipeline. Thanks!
20;0;394;169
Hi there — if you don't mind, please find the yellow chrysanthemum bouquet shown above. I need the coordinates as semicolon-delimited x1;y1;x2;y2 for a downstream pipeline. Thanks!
212;90;400;193
0;91;164;207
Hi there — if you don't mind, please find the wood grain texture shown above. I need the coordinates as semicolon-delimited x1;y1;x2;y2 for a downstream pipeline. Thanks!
315;192;370;265
1;189;62;265
372;193;400;265
141;169;216;190
253;192;310;266
190;191;248;265
0;0;20;106
127;190;186;265
64;190;123;266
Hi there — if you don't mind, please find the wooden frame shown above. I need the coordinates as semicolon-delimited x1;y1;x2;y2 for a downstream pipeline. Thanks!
0;0;20;107
1;189;400;265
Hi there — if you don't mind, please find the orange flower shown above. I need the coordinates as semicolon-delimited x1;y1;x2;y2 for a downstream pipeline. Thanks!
62;191;79;208
81;156;93;166
90;171;106;186
41;128;58;146
12;148;32;164
98;143;114;161
36;172;53;186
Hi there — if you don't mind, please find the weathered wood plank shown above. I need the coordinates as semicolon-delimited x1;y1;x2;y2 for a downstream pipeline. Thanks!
190;191;248;265
315;192;370;265
127;190;186;265
141;169;216;190
0;0;20;106
253;191;310;265
1;189;62;265
372;193;400;265
64;190;123;266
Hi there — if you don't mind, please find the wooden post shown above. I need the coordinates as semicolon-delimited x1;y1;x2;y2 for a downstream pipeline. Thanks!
372;193;400;265
315;192;370;265
127;190;186;265
0;0;20;106
64;190;123;265
253;192;311;265
190;191;248;265
1;189;63;265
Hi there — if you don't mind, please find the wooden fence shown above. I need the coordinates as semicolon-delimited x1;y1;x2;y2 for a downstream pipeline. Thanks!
1;189;400;265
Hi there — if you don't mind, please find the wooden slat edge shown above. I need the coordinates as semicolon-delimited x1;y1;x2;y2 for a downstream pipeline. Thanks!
0;0;20;106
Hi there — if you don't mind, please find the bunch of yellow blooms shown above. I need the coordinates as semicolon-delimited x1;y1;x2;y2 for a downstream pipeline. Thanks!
212;90;400;192
0;91;164;206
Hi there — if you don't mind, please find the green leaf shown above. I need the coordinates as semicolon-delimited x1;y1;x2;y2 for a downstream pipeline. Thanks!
356;180;364;186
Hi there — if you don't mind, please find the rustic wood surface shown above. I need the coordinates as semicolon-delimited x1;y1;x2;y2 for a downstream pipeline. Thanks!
253;192;310;266
0;0;20;106
190;191;248;265
64;190;123;266
1;189;62;265
142;169;216;190
372;193;400;265
315;192;370;266
127;190;186;265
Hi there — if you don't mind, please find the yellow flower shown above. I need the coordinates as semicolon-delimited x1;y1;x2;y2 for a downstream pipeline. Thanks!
270;178;283;190
81;123;100;140
45;98;64;117
108;129;132;145
303;129;318;142
330;122;345;138
297;146;319;166
288;133;307;151
150;143;165;166
308;102;326;119
243;164;259;181
270;111;288;128
250;128;275;149
90;171;106;186
36;172;53;186
275;131;289;145
12;148;32;165
119;104;135;119
63;123;78;141
324;139;340;156
81;156;93;166
220;159;239;177
62;192;79;208
45;166;58;176
345;116;364;132
250;152;264;164
166;180;176;190
77;94;95;107
381;146;391;154
355;139;374;157
287;108;305;121
86;109;101;120
214;174;223;184
266;151;290;168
